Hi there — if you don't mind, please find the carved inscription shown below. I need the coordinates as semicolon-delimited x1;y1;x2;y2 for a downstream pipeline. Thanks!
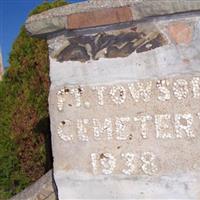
54;76;200;176
91;152;158;175
57;114;198;142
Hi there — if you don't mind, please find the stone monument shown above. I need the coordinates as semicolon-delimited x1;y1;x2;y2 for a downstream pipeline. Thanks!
26;0;200;199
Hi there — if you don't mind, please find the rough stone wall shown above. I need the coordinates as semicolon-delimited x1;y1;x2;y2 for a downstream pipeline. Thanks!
24;1;200;199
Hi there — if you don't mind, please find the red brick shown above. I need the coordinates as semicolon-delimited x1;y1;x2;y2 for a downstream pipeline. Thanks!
67;7;133;30
168;22;193;45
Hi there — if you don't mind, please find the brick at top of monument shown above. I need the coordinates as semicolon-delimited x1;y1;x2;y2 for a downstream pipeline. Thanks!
49;75;200;176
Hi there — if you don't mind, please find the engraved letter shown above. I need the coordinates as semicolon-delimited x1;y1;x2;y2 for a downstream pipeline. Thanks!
173;79;189;100
70;87;83;107
141;152;158;175
191;77;200;99
115;117;130;140
155;114;172;139
128;81;152;102
110;85;126;105
175;114;194;138
93;118;112;140
57;120;73;141
156;80;170;101
92;86;106;106
57;89;65;111
122;153;135;175
134;115;152;139
91;153;98;174
77;119;89;141
100;153;116;175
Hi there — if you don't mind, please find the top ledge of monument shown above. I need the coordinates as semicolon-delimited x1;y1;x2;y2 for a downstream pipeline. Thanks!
25;0;200;36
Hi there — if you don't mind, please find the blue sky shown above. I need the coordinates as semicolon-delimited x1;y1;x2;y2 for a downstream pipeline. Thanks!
0;0;86;67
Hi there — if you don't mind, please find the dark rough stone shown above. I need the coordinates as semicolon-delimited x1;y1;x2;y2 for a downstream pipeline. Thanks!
56;26;167;62
136;33;166;53
57;45;90;62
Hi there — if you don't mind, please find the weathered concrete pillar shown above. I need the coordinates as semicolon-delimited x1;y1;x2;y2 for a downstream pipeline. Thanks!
26;1;200;199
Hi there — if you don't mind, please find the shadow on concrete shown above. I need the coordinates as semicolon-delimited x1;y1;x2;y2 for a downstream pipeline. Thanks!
34;117;53;171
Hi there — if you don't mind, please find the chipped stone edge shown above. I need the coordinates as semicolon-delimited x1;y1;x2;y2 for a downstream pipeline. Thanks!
10;170;57;200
